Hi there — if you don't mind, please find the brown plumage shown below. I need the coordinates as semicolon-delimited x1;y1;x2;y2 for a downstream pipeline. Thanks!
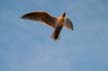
21;11;73;40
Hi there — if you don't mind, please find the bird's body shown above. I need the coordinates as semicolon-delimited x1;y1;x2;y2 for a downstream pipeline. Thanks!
21;11;73;40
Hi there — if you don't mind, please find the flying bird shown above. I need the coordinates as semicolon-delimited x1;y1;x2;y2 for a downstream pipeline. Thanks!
21;11;73;40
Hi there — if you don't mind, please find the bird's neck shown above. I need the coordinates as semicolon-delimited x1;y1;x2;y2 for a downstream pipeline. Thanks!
57;16;65;26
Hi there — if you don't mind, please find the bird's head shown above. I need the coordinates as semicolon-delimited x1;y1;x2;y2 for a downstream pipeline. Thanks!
58;12;66;22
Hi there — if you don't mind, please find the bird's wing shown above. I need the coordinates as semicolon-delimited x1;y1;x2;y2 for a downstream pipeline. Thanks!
64;17;73;30
21;12;57;28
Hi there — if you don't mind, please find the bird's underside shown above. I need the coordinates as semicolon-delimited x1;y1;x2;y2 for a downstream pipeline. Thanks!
21;11;73;40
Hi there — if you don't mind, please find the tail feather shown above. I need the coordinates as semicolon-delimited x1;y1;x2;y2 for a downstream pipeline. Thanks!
50;26;62;40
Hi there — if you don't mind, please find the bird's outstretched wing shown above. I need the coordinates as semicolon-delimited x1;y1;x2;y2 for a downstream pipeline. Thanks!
21;12;57;28
64;17;73;30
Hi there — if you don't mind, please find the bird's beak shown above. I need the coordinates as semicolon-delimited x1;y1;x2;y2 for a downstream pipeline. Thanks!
63;12;66;17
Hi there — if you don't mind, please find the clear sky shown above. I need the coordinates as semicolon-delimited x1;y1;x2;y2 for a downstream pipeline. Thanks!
0;0;108;71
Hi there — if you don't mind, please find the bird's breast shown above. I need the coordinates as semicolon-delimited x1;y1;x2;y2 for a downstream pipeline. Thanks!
56;19;64;27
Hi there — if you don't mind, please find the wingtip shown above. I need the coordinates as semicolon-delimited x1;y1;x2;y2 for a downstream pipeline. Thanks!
21;16;24;19
21;14;26;19
21;13;30;19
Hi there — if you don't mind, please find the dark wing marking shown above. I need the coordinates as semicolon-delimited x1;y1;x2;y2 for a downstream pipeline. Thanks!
21;12;57;28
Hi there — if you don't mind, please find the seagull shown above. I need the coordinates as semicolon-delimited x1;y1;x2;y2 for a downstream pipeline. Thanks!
21;11;73;40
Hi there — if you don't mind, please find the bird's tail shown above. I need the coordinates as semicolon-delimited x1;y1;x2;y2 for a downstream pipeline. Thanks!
50;26;62;40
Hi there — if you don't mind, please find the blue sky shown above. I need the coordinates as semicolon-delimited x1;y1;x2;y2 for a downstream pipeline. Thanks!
0;0;108;71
